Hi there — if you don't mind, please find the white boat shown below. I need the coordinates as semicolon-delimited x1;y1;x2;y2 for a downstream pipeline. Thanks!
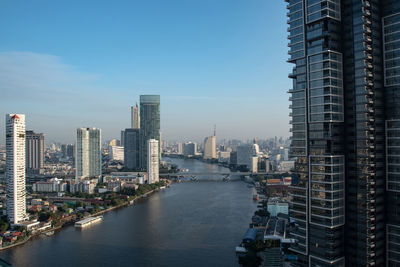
44;231;54;236
75;216;103;228
235;246;247;254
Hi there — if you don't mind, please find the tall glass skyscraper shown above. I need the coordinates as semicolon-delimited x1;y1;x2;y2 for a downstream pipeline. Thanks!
124;128;140;170
286;0;400;265
139;95;160;169
383;2;400;266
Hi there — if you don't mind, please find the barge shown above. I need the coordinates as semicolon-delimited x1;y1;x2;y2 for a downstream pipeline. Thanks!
75;216;103;228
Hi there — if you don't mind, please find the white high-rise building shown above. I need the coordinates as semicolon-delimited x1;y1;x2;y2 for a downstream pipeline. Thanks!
6;114;27;224
203;136;217;160
131;102;140;129
75;128;102;181
177;143;183;155
147;139;159;184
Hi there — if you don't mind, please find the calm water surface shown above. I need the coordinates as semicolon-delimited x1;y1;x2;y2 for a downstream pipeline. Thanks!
1;157;257;267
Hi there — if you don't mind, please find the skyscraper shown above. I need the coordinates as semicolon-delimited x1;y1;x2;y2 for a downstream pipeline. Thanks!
124;128;140;170
139;95;160;169
203;128;217;160
120;130;125;147
286;0;400;265
147;139;159;184
183;142;197;157
25;130;44;174
383;4;400;266
203;136;217;160
75;128;102;181
6;114;27;224
131;102;140;129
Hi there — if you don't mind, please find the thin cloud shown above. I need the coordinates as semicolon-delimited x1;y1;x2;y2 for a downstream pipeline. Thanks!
0;51;98;101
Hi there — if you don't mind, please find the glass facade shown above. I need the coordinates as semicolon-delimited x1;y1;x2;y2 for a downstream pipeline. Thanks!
384;3;400;265
124;128;140;170
286;0;400;266
139;95;160;170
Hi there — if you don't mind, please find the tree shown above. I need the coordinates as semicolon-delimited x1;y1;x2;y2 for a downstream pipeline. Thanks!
0;221;9;231
61;203;68;212
75;201;84;208
91;204;101;214
255;175;264;183
39;212;50;222
111;198;122;206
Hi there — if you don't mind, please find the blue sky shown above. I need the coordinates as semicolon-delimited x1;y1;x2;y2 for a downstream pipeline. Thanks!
0;0;291;144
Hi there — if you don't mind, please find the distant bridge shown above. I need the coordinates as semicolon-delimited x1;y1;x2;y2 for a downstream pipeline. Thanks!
161;172;268;177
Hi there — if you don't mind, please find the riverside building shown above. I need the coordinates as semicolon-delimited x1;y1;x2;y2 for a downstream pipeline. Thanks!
203;135;217;160
147;139;159;184
139;95;160;169
286;0;400;266
75;128;102;181
6;114;27;224
183;142;197;157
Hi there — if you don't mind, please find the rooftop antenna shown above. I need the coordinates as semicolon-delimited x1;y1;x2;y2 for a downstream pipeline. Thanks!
214;125;216;137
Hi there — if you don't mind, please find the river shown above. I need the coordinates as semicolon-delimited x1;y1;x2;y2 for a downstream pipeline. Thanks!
0;157;257;267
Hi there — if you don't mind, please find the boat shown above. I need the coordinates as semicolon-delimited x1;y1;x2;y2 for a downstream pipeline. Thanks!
253;194;259;201
75;216;103;228
235;246;247;254
44;231;54;236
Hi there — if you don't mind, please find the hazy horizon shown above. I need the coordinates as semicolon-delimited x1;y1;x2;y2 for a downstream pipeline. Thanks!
0;1;291;145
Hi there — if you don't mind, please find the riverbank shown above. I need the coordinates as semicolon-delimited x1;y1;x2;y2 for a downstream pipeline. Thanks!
0;157;257;267
0;182;170;252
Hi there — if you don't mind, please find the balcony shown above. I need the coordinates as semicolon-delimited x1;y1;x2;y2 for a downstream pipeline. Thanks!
364;36;372;43
362;1;371;8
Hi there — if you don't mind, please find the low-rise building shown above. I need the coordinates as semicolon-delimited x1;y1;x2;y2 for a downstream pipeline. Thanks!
278;161;294;172
14;220;41;231
69;180;96;194
48;205;58;212
104;172;147;184
32;178;67;193
31;199;42;206
218;151;231;163
267;199;289;217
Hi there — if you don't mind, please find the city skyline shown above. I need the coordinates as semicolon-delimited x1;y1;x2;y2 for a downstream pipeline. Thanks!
0;0;291;144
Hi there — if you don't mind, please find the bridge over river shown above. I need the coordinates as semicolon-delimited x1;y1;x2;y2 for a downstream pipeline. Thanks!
161;172;268;177
161;172;269;182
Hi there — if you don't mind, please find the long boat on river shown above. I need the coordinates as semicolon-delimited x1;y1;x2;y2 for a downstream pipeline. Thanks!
74;216;103;228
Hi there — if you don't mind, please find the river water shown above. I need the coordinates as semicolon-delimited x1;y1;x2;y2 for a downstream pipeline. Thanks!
0;157;257;267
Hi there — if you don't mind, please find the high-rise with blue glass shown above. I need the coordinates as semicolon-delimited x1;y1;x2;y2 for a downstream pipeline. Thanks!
286;0;400;265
